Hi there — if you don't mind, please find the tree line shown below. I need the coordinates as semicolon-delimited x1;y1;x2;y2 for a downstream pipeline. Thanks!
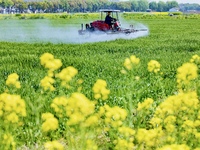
0;0;199;13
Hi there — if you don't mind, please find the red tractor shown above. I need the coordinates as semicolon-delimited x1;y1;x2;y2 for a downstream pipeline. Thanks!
78;9;147;35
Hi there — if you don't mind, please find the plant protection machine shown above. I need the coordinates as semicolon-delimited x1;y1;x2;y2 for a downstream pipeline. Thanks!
78;9;147;35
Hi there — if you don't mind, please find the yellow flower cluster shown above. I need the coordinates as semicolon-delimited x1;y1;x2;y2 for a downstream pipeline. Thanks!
65;93;95;126
177;63;198;88
114;126;135;150
40;76;55;91
137;98;154;111
51;96;68;118
100;104;127;128
152;92;198;124
147;60;161;73
149;91;200;146
157;144;190;150
38;53;200;149
136;128;164;148
66;93;95;126
114;138;134;150
40;53;62;71
56;66;78;87
2;133;16;150
40;53;79;91
6;73;21;89
40;53;63;91
123;55;140;70
0;93;26;123
44;140;64;150
51;94;97;127
92;79;110;100
42;113;58;132
118;126;135;137
86;139;98;150
190;54;200;65
83;114;99;127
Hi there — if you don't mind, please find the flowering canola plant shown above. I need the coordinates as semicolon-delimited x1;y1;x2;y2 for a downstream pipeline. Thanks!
1;53;200;150
39;53;200;149
0;73;26;150
148;60;161;73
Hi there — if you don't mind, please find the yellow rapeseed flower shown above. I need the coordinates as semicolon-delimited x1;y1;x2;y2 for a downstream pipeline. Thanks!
137;98;154;111
42;113;58;132
83;115;99;127
136;128;163;147
130;55;140;65
6;112;19;123
40;53;62;71
92;79;110;100
51;96;68;118
118;126;135;137
103;105;127;128
44;140;64;150
124;58;132;70
6;73;21;89
56;66;78;86
0;93;26;124
40;76;55;91
164;116;176;124
40;53;54;66
2;133;16;149
147;60;161;73
66;93;95;126
177;63;198;88
114;138;134;150
190;54;200;65
86;139;98;150
45;59;62;71
123;55;140;70
150;117;162;127
157;144;190;150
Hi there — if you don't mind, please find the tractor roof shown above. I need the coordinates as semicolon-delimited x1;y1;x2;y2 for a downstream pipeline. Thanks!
99;9;120;12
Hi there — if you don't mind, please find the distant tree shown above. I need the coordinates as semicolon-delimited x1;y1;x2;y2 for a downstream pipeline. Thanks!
36;1;48;12
166;1;178;10
85;0;93;12
98;0;110;10
91;0;99;12
60;0;69;12
12;0;24;12
198;5;200;11
149;1;158;11
115;1;131;11
123;1;132;11
188;4;200;10
28;1;37;12
1;0;13;8
46;1;54;12
18;1;27;12
138;0;148;11
130;0;138;11
40;1;49;12
157;1;167;12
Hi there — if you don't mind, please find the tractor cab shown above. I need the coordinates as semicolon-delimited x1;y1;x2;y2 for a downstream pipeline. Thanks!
89;9;121;31
79;9;121;34
100;9;120;21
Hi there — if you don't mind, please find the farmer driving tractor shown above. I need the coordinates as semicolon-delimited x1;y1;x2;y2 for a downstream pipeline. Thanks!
105;11;117;28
